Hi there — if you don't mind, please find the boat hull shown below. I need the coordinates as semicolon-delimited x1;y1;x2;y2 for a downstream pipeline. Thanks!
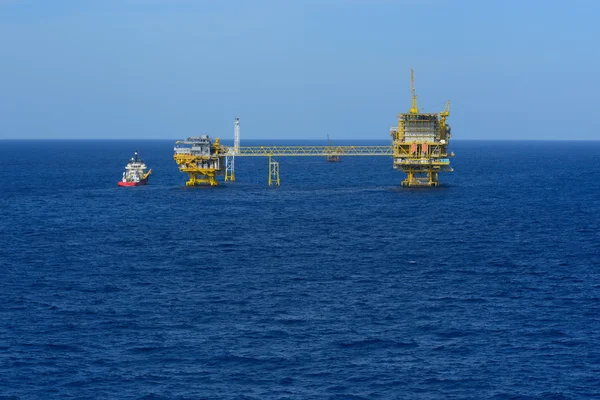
118;179;148;187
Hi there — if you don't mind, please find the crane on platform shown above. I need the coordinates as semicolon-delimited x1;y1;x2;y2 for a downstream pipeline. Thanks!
440;100;451;142
440;100;450;117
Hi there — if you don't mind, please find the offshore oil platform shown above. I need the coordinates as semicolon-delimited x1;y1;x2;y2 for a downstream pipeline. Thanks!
390;69;453;186
173;70;453;187
173;117;240;186
173;135;225;186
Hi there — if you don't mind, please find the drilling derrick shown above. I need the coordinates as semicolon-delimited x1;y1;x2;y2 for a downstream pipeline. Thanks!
173;135;226;186
325;134;341;162
390;69;454;187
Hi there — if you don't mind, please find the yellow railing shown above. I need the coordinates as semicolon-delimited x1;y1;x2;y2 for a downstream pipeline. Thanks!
393;158;450;165
234;146;392;157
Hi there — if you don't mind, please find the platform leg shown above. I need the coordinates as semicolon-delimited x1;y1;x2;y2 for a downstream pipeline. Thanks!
268;156;280;186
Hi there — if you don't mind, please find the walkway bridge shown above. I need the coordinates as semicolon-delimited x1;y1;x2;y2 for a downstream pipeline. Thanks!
236;146;392;157
228;145;393;185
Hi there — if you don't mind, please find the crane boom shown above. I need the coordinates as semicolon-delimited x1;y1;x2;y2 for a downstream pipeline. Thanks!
440;100;450;117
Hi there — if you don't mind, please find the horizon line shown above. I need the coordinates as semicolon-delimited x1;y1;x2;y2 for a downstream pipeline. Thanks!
1;138;600;142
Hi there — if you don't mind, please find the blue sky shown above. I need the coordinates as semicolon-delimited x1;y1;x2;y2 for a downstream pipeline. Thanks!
0;0;598;140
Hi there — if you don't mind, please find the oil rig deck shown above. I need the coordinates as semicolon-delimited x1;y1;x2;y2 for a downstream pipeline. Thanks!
173;71;453;187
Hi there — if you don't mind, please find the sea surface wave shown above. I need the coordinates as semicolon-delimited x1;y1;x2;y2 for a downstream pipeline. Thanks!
1;140;599;399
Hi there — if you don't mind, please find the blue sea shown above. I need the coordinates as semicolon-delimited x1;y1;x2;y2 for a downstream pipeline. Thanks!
1;140;599;399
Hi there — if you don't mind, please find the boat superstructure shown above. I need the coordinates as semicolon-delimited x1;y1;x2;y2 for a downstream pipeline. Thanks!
118;151;152;186
389;69;454;186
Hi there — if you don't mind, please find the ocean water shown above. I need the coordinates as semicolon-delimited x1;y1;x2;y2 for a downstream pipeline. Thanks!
1;139;600;399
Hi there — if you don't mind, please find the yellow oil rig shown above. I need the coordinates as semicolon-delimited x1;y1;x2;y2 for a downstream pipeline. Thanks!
173;71;453;187
173;135;227;186
390;69;453;186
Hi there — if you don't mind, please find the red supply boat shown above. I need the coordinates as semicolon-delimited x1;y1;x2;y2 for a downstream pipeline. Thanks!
118;151;152;187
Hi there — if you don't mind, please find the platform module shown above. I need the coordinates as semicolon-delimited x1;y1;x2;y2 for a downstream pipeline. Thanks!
173;136;226;186
389;69;454;187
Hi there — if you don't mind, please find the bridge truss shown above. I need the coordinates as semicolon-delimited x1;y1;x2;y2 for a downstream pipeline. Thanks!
224;145;392;185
